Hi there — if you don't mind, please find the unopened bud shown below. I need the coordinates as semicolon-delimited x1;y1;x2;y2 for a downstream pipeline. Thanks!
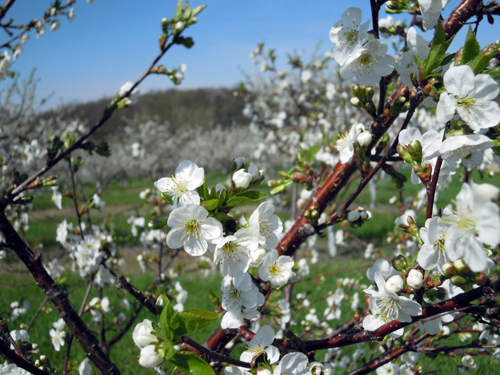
396;144;413;164
231;157;247;172
354;311;360;322
442;262;456;277
407;269;424;290
475;273;489;285
42;176;58;186
450;275;468;285
408;139;423;163
350;97;361;107
392;255;408;271
453;259;471;275
291;172;304;182
385;275;404;294
357;131;372;147
347;210;361;222
365;86;374;101
158;35;167;49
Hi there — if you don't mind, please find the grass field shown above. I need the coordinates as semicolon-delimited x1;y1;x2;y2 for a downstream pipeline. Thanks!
1;167;498;374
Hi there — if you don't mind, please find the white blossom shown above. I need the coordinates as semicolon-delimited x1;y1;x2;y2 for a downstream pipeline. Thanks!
167;204;222;257
259;249;295;288
437;65;500;131
154;160;204;208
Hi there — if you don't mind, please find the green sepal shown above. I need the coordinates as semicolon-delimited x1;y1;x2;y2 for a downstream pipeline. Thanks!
156;340;176;361
191;5;207;17
306;145;321;163
218;190;226;209
237;190;267;201
460;26;480;66
161;192;174;205
170;309;220;339
201;199;219;211
169;352;215;375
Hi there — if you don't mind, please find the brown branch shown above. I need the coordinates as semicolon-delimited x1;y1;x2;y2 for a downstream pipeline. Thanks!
426;122;449;220
181;335;251;368
0;212;120;375
443;0;482;39
0;332;51;375
0;0;16;23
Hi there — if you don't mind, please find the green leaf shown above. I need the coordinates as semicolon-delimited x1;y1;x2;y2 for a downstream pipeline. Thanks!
486;67;500;80
181;37;194;49
461;26;480;66
424;44;445;75
469;43;499;74
191;5;207;17
171;309;220;338
183;1;192;18
217;190;226;209
440;53;455;68
203;175;209;199
237;190;267;201
306;145;321;163
431;22;446;47
174;0;184;20
226;196;250;207
169;352;215;375
201;199;219;211
159;297;174;341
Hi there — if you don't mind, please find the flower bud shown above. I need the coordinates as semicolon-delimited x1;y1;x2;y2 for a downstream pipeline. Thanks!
408;140;423;164
174;21;184;33
396;144;413;164
453;259;472;275
385;275;404;294
231;157;247;172
350;97;361;107
132;319;157;349
392;255;408;271
407;269;424;290
138;345;164;368
450;275;468;285
347;210;360;222
248;163;262;181
359;210;368;220
256;368;272;375
233;169;253;189
357;131;372;147
442;262;456;277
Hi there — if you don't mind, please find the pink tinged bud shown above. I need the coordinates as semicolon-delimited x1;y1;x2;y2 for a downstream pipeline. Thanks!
232;169;253;189
138;345;164;368
385;275;404;294
442;262;456;277
407;269;424;290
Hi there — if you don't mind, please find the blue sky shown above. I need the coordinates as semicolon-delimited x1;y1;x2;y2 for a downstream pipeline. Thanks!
3;0;500;107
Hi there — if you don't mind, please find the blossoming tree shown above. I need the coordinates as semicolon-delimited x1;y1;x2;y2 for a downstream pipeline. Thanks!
2;0;500;375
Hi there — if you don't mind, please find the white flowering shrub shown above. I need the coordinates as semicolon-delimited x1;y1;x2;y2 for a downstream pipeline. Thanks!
2;1;500;375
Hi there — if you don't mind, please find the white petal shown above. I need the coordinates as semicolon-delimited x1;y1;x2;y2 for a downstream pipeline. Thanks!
436;93;456;123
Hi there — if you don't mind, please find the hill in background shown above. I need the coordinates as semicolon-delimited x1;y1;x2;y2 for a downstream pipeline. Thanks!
39;87;248;135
